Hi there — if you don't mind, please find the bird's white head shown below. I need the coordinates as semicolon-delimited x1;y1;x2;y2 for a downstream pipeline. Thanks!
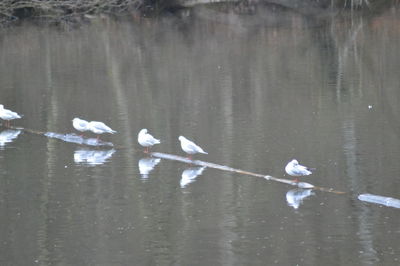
139;128;148;135
291;159;299;165
178;136;184;141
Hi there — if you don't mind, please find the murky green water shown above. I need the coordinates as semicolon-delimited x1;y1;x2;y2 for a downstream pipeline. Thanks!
1;5;400;265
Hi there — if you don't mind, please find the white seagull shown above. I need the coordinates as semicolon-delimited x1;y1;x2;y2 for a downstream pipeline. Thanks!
138;129;160;153
72;118;90;135
178;136;207;159
0;104;23;127
87;121;116;139
285;159;314;181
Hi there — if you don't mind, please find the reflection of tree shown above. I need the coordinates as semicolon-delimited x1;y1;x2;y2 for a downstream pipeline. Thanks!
380;85;400;138
331;20;363;103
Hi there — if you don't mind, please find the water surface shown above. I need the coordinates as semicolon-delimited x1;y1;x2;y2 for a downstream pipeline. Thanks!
0;5;400;265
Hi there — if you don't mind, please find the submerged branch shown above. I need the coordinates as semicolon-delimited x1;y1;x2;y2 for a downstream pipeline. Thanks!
2;123;344;194
8;123;400;209
2;124;114;147
151;152;346;194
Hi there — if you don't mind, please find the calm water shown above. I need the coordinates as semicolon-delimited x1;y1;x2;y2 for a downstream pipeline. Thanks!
1;5;400;266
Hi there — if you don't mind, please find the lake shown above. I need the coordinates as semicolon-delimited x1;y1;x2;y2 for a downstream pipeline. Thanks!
0;4;399;265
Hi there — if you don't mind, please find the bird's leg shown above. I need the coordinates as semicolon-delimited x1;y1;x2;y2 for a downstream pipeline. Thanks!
144;147;149;154
293;178;299;183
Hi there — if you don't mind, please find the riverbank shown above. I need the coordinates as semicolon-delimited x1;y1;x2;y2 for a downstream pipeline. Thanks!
0;0;145;25
0;0;390;26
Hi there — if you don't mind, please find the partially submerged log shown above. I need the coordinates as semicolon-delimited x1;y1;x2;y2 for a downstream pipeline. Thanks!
8;123;400;209
2;124;114;147
358;194;400;209
151;152;346;194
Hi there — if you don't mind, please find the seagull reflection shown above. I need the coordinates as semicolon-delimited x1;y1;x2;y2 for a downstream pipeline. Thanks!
44;132;114;147
0;129;22;148
286;188;314;209
138;157;161;179
180;166;207;188
74;149;116;165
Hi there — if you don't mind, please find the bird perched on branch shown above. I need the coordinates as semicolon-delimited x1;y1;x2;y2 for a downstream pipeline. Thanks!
138;128;160;153
0;104;23;127
285;159;315;182
178;136;207;160
72;118;90;135
87;121;116;140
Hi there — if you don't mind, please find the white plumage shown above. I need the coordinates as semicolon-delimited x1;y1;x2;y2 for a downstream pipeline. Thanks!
285;159;313;177
178;136;207;155
138;129;160;148
87;121;116;135
72;118;90;132
0;104;22;126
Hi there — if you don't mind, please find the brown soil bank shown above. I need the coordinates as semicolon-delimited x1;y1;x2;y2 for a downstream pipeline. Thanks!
0;0;393;25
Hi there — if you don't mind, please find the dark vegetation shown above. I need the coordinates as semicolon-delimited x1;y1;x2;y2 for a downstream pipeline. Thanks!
0;0;395;25
0;0;146;24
